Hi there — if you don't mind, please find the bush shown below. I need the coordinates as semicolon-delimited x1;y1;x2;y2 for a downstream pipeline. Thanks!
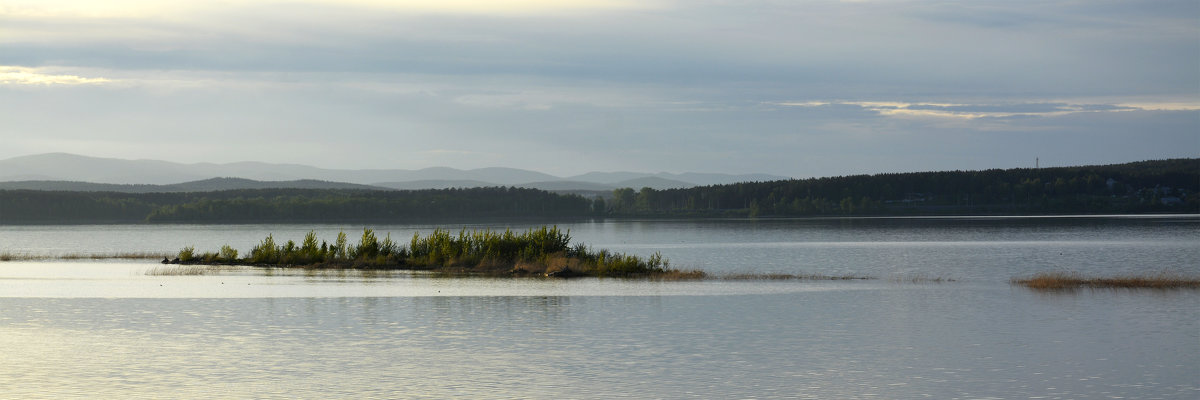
218;245;238;262
178;246;196;262
249;234;279;264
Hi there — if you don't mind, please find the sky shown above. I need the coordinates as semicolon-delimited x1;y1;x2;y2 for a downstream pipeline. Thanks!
1;0;1197;178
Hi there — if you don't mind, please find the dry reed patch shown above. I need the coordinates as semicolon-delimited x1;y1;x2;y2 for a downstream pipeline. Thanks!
63;252;170;260
650;269;708;280
0;252;170;261
1012;272;1200;290
510;260;547;275
888;273;955;284
0;252;54;261
541;253;570;274
145;265;224;276
721;273;872;281
475;257;510;273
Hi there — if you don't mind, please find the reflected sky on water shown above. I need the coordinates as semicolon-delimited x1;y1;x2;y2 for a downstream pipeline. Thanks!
1;216;1198;398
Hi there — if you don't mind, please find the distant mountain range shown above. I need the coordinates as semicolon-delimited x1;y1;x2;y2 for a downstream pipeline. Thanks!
0;153;790;192
0;178;388;193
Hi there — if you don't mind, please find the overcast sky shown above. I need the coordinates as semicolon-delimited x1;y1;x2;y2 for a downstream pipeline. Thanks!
1;0;1196;178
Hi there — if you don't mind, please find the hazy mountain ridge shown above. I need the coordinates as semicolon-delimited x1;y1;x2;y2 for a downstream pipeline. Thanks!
0;153;789;191
0;178;387;193
4;158;1193;224
567;171;784;186
374;180;498;191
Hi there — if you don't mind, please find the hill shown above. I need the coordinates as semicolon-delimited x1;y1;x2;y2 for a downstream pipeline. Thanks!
0;153;788;190
0;178;387;193
2;159;1193;224
0;187;594;224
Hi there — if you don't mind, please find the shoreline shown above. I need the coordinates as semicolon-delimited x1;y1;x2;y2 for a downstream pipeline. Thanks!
7;255;1199;289
2;212;1197;226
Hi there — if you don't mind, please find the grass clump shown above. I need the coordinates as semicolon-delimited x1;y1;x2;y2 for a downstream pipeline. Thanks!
1012;272;1200;290
1;252;170;261
146;265;224;276
721;273;872;281
888;273;955;284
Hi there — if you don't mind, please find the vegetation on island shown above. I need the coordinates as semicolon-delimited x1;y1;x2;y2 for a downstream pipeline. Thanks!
1011;272;1200;290
169;226;704;279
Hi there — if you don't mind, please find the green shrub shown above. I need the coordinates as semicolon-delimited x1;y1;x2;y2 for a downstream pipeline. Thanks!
218;245;238;262
178;246;196;262
249;234;279;264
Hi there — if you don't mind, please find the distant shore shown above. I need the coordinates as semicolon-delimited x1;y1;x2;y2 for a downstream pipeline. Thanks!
2;159;1195;224
7;248;1198;289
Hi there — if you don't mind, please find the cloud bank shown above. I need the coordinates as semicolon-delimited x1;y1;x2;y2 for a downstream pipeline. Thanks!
0;0;1196;177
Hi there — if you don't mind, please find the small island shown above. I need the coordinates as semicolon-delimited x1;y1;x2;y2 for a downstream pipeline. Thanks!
167;226;705;279
1011;272;1200;290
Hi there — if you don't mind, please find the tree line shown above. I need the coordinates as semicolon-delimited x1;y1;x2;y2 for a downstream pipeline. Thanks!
1;159;1195;223
601;159;1199;216
0;187;594;224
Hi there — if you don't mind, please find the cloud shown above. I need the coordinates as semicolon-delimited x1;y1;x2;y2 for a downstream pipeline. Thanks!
0;65;111;85
422;149;487;156
1115;102;1200;112
0;0;656;19
775;100;1200;120
4;0;1195;97
343;0;658;15
0;0;1196;177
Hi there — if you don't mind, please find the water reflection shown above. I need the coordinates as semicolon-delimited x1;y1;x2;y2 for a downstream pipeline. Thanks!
2;287;1197;398
0;261;867;299
2;217;1198;398
2;215;1196;280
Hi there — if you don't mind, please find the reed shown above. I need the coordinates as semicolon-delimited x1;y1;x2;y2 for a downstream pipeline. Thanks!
0;252;170;261
720;273;873;281
888;273;955;284
145;265;224;276
648;269;708;281
1012;272;1200;290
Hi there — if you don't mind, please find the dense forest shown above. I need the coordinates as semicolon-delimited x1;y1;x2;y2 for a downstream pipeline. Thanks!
0;159;1195;223
602;159;1199;217
0;187;593;224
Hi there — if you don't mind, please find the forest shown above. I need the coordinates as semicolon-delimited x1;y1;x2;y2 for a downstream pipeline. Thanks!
0;187;593;224
602;159;1199;216
0;159;1195;223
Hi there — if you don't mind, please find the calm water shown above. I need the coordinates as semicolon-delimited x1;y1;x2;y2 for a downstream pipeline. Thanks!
1;216;1198;399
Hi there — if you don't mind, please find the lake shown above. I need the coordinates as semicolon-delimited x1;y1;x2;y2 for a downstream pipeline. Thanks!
2;216;1198;399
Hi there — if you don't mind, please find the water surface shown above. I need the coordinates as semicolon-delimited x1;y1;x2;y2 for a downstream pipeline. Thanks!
1;216;1197;399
